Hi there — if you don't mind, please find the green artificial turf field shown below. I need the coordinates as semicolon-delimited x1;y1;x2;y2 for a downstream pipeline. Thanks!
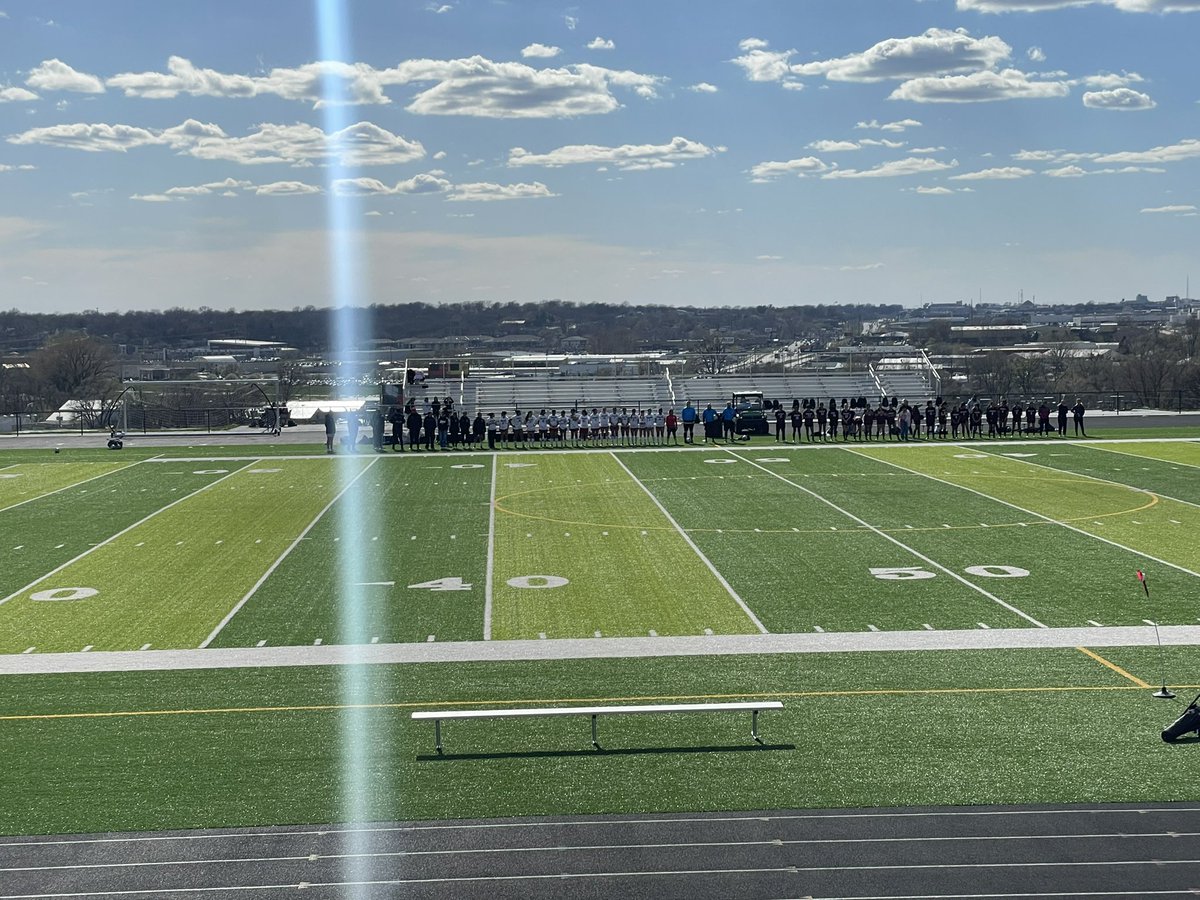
1;440;1199;652
3;436;1200;836
3;647;1200;836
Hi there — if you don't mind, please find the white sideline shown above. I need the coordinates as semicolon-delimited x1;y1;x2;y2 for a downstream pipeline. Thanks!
0;461;260;608
726;450;1048;629
611;452;767;634
198;457;381;648
5;624;1200;675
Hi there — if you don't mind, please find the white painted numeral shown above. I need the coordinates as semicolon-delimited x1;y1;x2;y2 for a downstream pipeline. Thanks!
407;577;472;592
869;567;936;581
31;587;98;602
506;575;570;589
964;565;1030;578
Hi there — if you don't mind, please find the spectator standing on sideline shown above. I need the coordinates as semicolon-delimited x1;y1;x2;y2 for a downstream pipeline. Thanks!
665;408;679;445
702;404;717;443
324;410;336;454
1038;401;1051;436
721;401;736;442
371;406;385;452
407;407;422;451
388;405;403;451
346;413;360;452
1057;399;1069;436
437;409;450;450
681;401;697;444
775;405;786;442
423;410;436;451
1072;399;1087;437
487;413;498;449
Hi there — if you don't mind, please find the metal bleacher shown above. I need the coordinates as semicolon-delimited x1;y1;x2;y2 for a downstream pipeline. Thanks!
405;369;936;415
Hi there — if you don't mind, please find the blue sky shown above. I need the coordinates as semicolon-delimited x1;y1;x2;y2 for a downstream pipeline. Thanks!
1;0;1197;313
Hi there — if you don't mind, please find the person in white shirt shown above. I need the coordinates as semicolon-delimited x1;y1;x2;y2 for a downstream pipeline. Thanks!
654;408;666;444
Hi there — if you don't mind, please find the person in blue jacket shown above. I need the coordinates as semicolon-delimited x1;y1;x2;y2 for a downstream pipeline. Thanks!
701;404;717;443
721;402;736;442
680;400;698;444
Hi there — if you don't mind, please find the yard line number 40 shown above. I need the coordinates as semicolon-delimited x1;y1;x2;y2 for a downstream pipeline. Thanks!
870;565;1029;580
407;575;570;591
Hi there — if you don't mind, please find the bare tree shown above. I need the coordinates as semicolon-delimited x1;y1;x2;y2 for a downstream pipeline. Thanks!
1121;334;1178;408
29;333;120;425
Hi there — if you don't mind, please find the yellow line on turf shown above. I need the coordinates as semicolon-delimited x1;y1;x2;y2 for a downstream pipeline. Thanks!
1076;646;1151;688
6;683;1198;723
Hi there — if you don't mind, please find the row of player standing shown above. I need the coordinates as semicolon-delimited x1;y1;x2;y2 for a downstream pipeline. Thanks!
765;398;1088;443
379;406;686;451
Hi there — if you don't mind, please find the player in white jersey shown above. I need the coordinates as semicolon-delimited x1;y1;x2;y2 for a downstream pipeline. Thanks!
654;408;666;444
588;409;600;446
548;410;559;442
537;410;548;444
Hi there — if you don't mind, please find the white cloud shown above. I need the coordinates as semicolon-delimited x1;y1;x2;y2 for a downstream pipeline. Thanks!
25;59;105;93
9;122;162;152
789;28;1012;82
508;136;723;170
1075;71;1143;88
687;82;718;92
1082;87;1156;109
748;157;831;181
731;44;796;82
890;68;1069;102
1042;164;1165;175
909;145;946;153
8;118;425;167
0;86;38;102
426;2;452;12
254;181;322;196
564;15;578;30
333;173;452;196
738;38;770;51
915;185;956;194
837;263;885;271
949;166;1035;179
106;55;663;117
521;43;561;58
1141;204;1197;213
130;194;175;203
447;181;557;201
1027;46;1047;62
0;163;35;172
432;150;447;160
0;11;9;17
858;138;907;148
807;140;861;152
856;118;922;131
755;254;783;260
396;57;663;117
587;37;615;50
1095;138;1200;164
822;157;958;179
958;0;1200;12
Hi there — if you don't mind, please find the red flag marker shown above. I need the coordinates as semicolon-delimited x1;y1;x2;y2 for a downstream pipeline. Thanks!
1137;570;1150;597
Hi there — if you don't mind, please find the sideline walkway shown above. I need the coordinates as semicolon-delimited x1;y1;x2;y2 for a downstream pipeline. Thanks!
3;624;1200;676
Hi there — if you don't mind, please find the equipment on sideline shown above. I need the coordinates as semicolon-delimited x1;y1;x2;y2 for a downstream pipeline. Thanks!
1137;570;1175;699
107;427;124;450
1162;694;1200;742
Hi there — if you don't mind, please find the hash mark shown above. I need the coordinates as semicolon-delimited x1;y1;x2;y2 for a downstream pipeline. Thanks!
648;629;658;637
22;647;34;654
867;624;879;632
922;624;934;631
313;638;322;646
256;640;266;647
538;632;547;640
81;645;93;652
140;643;151;650
813;626;824;633
977;623;990;630
426;635;436;642
1088;620;1103;627
703;628;714;636
594;631;602;638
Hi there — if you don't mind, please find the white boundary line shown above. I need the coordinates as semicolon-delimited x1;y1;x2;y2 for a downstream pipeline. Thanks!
0;460;145;515
874;446;1200;581
199;458;380;649
726;449;1048;629
482;453;498;641
611;453;768;634
0;461;260;608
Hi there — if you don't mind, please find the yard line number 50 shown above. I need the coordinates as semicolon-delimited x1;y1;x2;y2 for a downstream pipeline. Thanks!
870;565;1029;580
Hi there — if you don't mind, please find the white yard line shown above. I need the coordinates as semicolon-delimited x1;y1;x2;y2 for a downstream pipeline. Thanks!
0;461;260;608
885;447;1200;581
198;457;380;649
482;453;498;641
0;460;146;516
727;449;1048;629
612;452;767;634
1069;444;1200;508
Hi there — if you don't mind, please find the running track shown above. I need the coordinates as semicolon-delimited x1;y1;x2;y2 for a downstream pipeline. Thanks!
4;803;1200;899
